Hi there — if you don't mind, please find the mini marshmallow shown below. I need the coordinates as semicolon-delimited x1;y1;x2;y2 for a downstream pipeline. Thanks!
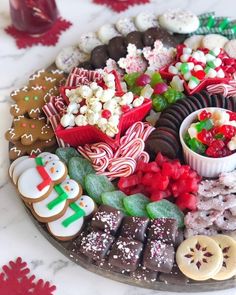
79;85;93;99
205;53;215;62
206;68;217;78
75;114;88;126
60;113;75;127
214;57;222;67
168;65;179;75
183;47;192;55
175;62;182;70
133;96;144;108
210;47;221;56
217;68;225;78
187;62;194;71
194;65;203;71
180;54;190;62
184;72;192;81
121;92;134;105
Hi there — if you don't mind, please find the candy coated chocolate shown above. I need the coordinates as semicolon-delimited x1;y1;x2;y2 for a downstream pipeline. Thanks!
120;216;149;242
108;36;127;61
91;205;124;234
148;218;178;244
142;240;174;273
109;237;143;272
79;230;114;261
91;45;109;69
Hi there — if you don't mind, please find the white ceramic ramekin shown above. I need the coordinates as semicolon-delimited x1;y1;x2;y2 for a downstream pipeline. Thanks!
179;108;236;178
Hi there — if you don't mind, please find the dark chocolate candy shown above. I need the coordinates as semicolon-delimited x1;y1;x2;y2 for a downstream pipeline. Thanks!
125;31;144;49
148;218;178;244
131;266;157;282
174;229;184;248
79;230;114;261
142;27;179;48
109;237;143;272
120;216;149;242
91;205;123;234
142;240;174;273
78;61;93;70
91;45;109;69
108;36;127;61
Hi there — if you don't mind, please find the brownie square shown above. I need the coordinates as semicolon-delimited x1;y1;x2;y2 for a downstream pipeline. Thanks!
148;218;177;244
79;230;114;261
143;240;174;273
120;216;149;242
109;237;143;272
131;266;157;282
91;205;123;234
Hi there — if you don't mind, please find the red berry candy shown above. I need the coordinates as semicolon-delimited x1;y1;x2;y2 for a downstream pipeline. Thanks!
223;58;235;66
197;129;213;145
227;111;236;121
136;74;151;86
198;110;211;121
121;105;131;113
101;109;111;119
219;125;236;139
153;82;168;95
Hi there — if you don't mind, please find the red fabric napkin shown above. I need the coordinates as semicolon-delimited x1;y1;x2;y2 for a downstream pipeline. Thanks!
93;0;150;12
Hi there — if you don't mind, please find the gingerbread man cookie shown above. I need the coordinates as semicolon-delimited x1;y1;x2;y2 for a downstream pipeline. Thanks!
10;86;49;118
18;159;67;202
5;117;54;145
28;69;66;92
9;137;56;160
47;195;96;241
31;178;82;222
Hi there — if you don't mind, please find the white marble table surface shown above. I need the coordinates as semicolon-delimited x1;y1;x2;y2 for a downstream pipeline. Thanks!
1;0;236;294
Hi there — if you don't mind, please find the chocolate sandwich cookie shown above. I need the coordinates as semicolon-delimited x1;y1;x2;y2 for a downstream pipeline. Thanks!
167;103;189;119
199;90;212;107
143;27;184;48
186;95;203;110
228;96;235;111
125;31;144;49
217;93;228;109
108;36;127;61
160;107;184;124
155;126;179;140
191;92;208;108
156;117;179;132
210;94;220;108
145;136;178;159
158;112;182;128
177;98;197;113
91;45;109;69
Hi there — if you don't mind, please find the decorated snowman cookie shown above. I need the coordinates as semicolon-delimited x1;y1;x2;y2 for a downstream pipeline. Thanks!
9;155;28;178
47;195;96;241
31;178;83;222
18;159;67;203
11;152;59;185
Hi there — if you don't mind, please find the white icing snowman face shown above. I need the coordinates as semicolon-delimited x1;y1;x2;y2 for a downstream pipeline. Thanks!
45;160;66;181
60;179;81;200
77;195;95;216
41;153;59;165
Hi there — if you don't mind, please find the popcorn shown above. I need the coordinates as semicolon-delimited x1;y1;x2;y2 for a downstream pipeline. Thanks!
95;87;104;99
80;105;88;114
79;85;93;99
67;102;79;114
60;113;75;127
90;101;103;112
133;96;144;108
100;88;116;102
103;100;118;112
86;110;100;125
109;115;120;126
90;82;99;91
97;118;108;131
75;114;88;126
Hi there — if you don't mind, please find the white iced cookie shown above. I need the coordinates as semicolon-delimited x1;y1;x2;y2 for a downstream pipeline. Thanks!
32;178;82;222
9;155;28;178
202;34;229;50
224;39;236;59
159;10;199;34
134;12;158;32
55;46;89;73
78;32;102;54
184;35;204;50
47;195;96;241
116;17;137;36
18;160;67;202
97;24;121;44
12;153;59;185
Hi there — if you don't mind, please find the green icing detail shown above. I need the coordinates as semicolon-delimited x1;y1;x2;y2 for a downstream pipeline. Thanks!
24;96;30;101
34;96;39;100
47;184;68;210
62;203;85;227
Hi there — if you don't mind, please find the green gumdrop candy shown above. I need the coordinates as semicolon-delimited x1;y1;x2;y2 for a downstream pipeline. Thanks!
68;157;95;189
123;194;150;217
56;147;81;164
188;138;206;154
124;72;140;88
150;72;163;87
131;85;142;95
146;200;184;228
196;119;213;132
101;190;127;212
85;174;115;204
152;95;168;112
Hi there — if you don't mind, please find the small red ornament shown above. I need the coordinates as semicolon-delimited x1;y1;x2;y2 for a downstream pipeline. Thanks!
0;257;56;295
93;0;150;12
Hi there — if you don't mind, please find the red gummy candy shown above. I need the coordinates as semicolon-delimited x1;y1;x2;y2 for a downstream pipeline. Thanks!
219;125;236;139
175;193;197;211
152;173;169;191
198;110;211;121
136;74;151;87
192;70;206;80
150;190;171;201
142;162;160;173
155;152;168;167
141;172;154;186
197;129;214;145
227;111;236;121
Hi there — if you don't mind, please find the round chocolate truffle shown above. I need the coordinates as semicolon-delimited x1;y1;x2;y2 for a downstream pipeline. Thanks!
108;36;127;61
91;45;109;69
125;31;144;49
